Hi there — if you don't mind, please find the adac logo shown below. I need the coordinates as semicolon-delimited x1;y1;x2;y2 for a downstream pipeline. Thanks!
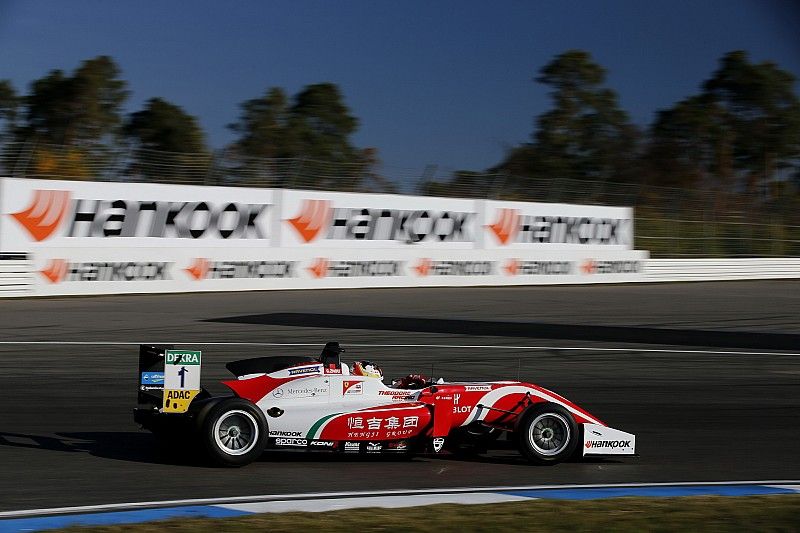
10;190;71;242
504;258;519;276
414;258;432;276
40;259;68;283
185;258;210;280
486;208;519;245
581;259;597;275
308;258;329;279
287;200;331;243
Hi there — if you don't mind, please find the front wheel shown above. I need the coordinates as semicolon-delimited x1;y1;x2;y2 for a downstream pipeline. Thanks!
201;398;268;467
516;403;578;465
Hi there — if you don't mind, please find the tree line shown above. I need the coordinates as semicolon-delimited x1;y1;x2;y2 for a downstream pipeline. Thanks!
1;50;799;197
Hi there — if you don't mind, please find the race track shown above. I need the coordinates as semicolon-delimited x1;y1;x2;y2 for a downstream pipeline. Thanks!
1;281;799;511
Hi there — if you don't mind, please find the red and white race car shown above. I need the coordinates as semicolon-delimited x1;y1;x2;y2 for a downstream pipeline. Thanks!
134;342;636;466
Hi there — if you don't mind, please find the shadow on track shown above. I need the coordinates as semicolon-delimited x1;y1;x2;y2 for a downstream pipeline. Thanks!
0;431;189;466
205;313;800;350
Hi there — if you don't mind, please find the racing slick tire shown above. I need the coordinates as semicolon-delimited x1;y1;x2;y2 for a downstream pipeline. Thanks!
201;398;268;467
516;403;578;465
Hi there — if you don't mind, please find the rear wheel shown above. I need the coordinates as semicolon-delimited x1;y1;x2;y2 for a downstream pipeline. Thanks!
516;403;578;465
201;398;267;466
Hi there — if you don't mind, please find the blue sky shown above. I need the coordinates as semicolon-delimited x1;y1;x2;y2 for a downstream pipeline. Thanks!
1;0;798;176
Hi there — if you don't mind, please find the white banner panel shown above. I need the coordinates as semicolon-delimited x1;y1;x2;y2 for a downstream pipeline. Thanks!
279;189;479;249
0;177;651;296
18;247;646;296
0;178;276;250
482;199;633;250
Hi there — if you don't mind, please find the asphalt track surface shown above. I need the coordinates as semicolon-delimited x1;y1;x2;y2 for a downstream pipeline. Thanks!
0;281;799;511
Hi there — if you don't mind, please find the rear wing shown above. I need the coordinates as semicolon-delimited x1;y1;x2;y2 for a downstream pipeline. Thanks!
137;344;202;413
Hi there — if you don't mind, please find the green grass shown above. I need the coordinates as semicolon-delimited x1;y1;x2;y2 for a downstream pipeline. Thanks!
58;495;800;533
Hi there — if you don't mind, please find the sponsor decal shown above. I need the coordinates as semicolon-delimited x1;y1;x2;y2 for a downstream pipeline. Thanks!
581;259;641;275
487;208;631;246
585;440;632;449
10;189;271;241
140;371;164;385
184;258;295;280
464;385;492;392
282;385;328;398
414;258;494;277
10;190;71;241
386;440;408;451
288;366;322;376
307;258;402;279
366;442;383;452
270;431;302;437
324;367;342;374
275;438;308;446
162;388;199;413
165;351;201;365
452;393;471;414
504;259;572;276
272;388;284;398
347;415;418;432
342;380;363;396
139;385;162;392
288;200;475;244
432;437;445;453
287;200;332;243
39;259;170;283
344;441;360;452
310;440;335;447
378;390;412;401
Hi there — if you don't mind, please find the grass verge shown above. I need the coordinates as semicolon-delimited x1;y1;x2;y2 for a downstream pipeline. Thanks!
57;495;800;533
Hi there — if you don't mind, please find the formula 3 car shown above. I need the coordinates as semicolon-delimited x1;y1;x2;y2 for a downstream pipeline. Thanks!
134;342;636;466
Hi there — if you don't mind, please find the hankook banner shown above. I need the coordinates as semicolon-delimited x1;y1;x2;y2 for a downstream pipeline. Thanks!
0;178;646;296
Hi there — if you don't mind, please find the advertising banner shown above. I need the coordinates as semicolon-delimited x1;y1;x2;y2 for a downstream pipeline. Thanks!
0;178;276;250
482;199;633;250
0;177;648;296
279;189;479;249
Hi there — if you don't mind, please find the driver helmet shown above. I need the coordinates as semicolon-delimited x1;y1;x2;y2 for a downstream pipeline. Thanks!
352;360;383;380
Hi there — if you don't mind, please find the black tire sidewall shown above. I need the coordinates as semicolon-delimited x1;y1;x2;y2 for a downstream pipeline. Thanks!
202;398;268;467
516;403;578;465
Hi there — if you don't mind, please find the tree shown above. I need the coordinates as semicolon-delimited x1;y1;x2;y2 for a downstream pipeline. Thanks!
495;50;639;186
644;51;800;195
228;82;366;187
290;83;359;163
0;80;18;136
703;51;800;192
125;97;208;181
229;87;294;159
20;55;128;145
645;95;733;189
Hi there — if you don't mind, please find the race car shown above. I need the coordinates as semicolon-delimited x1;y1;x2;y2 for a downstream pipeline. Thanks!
134;342;635;466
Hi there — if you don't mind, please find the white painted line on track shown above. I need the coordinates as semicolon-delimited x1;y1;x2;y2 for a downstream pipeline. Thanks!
0;341;796;356
2;481;799;518
220;493;531;514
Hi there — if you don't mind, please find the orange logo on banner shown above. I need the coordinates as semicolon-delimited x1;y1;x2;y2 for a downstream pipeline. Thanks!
504;258;519;276
308;258;329;279
486;208;519;245
414;258;432;277
287;200;331;243
10;190;71;241
581;259;596;275
40;259;68;283
185;258;210;280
